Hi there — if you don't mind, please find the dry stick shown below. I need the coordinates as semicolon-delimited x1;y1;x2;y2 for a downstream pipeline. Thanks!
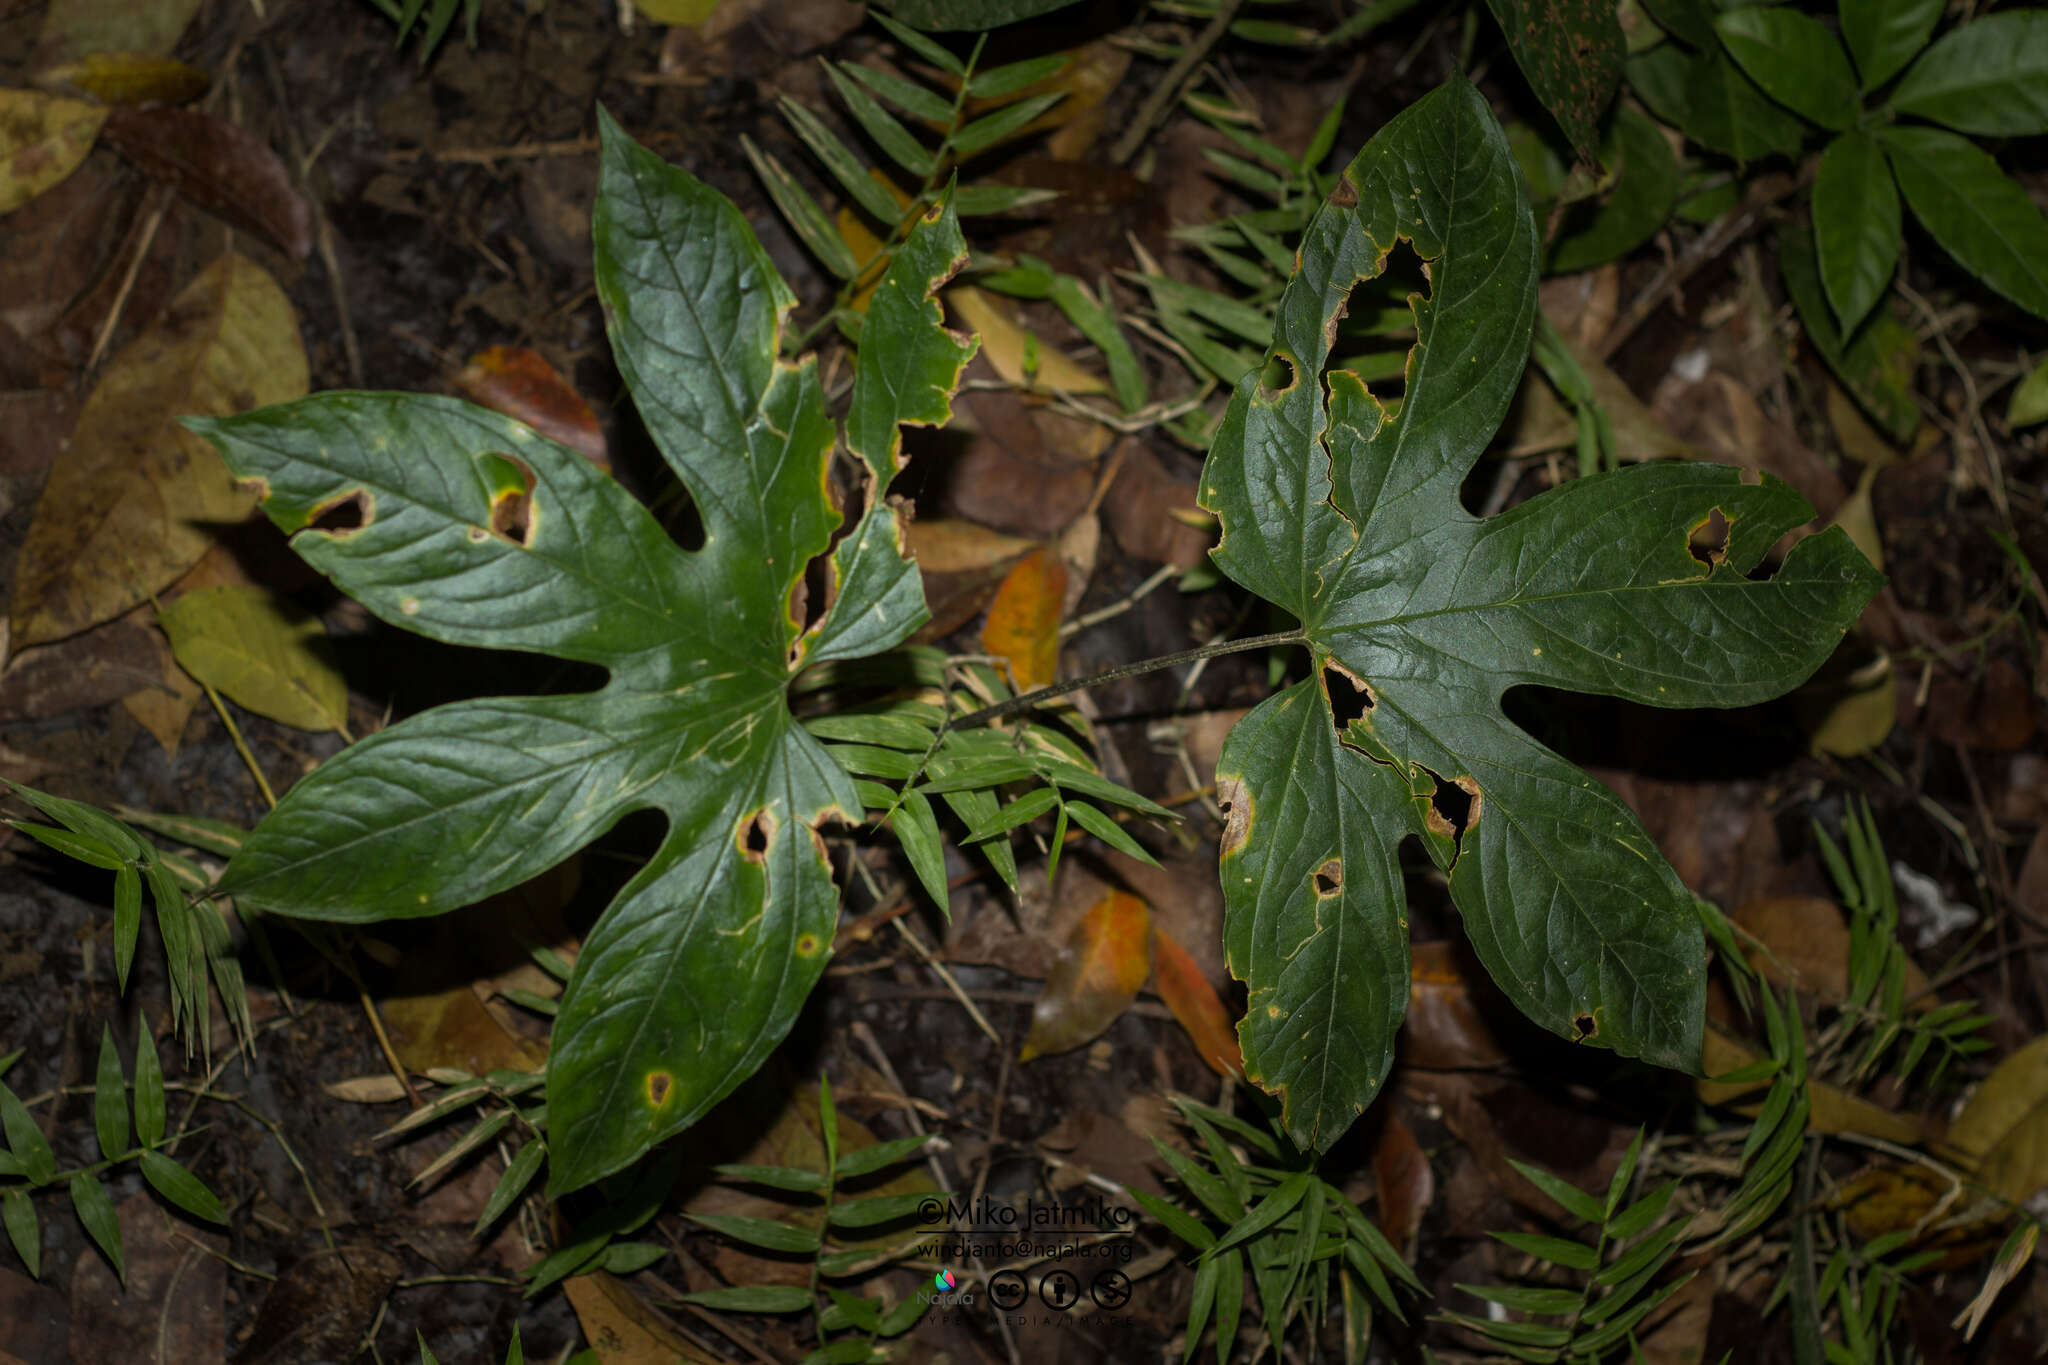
952;628;1306;730
1895;278;2010;526
891;916;1001;1044
1594;168;1808;363
259;43;362;387
849;1019;955;1199
85;188;172;373
1109;0;1243;167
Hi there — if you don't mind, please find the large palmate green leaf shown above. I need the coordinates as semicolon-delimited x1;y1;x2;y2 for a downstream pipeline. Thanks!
1197;78;1882;1153
186;109;975;1196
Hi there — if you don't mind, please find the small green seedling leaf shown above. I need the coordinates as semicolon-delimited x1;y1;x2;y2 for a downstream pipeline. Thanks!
70;1173;124;1283
93;1026;129;1162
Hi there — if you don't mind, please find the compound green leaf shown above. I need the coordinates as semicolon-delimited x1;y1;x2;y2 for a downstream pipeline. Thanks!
138;1150;227;1223
1778;223;1920;443
2;1188;38;1278
70;1173;124;1284
1681;47;1807;160
1482;0;1625;163
1813;131;1901;335
1549;105;1680;274
1198;78;1882;1153
188;109;975;1198
1876;124;2048;320
92;1025;128;1162
1714;7;1859;132
1888;11;2048;137
1840;0;1944;92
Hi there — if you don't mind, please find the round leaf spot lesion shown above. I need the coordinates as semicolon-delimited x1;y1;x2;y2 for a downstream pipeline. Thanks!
795;932;821;957
646;1071;672;1106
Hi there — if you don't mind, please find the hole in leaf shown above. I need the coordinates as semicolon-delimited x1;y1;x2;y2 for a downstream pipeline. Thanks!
1258;351;1297;399
1313;858;1341;896
1420;769;1479;862
1688;507;1729;568
646;1071;672;1106
1328;243;1429;409
308;490;369;536
1572;1013;1597;1042
739;809;774;862
1322;662;1375;734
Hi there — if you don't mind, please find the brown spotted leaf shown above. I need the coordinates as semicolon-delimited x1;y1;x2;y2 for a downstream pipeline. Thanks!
1201;78;1881;1152
186;112;972;1198
1483;0;1625;163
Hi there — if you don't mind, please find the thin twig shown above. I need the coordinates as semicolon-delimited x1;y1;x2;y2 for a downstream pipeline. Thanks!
1595;168;1808;362
953;629;1305;729
1110;0;1243;166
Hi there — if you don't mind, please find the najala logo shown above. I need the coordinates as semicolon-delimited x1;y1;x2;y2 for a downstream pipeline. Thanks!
934;1270;956;1292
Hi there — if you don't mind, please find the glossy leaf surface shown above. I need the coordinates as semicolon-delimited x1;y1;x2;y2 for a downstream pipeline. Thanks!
1198;78;1883;1152
189;110;974;1196
1812;131;1901;335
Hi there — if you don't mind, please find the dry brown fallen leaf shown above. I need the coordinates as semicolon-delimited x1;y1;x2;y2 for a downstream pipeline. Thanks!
1022;889;1153;1061
1731;895;1934;1010
35;0;201;65
1372;1110;1434;1252
100;106;312;260
68;1192;226;1364
567;1271;723;1365
9;251;308;646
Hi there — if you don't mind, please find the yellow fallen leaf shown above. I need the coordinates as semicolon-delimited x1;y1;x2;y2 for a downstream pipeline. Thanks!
0;88;107;215
903;518;1037;573
35;51;210;105
1950;1036;2048;1163
948;285;1107;396
1700;1028;1923;1146
634;0;724;22
157;585;348;733
10;251;308;646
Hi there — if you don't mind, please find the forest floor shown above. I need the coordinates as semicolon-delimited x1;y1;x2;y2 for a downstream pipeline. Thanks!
1;0;2045;1362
